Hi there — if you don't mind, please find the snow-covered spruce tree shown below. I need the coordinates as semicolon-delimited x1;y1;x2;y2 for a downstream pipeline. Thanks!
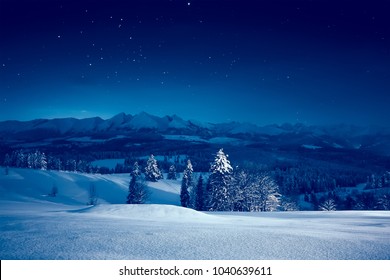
127;161;148;204
16;150;26;168
27;153;33;169
167;164;177;180
144;154;163;182
180;160;193;207
40;152;47;170
132;161;141;177
208;148;234;211
67;159;77;172
194;174;205;211
35;151;45;170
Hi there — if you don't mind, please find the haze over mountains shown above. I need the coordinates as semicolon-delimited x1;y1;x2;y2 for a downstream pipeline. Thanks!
1;112;390;156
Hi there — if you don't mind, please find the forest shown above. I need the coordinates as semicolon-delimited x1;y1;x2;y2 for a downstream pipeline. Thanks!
3;147;390;211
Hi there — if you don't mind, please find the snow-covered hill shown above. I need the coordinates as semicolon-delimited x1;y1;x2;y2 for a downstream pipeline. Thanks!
0;168;181;206
1;167;390;260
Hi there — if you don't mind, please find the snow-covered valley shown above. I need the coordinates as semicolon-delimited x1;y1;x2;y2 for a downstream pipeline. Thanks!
1;168;389;260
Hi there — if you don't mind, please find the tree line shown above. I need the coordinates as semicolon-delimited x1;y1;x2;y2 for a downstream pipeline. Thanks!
127;149;289;212
3;148;389;211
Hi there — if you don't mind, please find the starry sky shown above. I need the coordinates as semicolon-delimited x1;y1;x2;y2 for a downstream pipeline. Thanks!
1;0;390;126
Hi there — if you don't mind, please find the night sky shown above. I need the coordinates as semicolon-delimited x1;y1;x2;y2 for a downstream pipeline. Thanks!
1;0;390;126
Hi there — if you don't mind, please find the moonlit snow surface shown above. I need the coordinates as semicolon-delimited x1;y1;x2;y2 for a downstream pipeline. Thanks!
1;168;390;260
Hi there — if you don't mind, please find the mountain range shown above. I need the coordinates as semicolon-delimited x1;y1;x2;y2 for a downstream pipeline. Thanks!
1;112;390;156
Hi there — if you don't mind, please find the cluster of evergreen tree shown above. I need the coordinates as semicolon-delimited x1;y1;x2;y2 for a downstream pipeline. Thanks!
125;150;284;212
3;149;115;174
4;150;47;170
273;165;365;196
3;150;95;172
177;149;283;212
366;172;390;189
306;188;390;211
5;148;387;211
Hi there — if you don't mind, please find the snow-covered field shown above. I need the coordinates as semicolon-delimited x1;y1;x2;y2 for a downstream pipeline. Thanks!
0;168;389;260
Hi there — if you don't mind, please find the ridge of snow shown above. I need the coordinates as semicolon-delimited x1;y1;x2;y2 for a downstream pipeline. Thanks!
74;204;219;222
129;112;162;129
99;112;129;130
167;114;188;129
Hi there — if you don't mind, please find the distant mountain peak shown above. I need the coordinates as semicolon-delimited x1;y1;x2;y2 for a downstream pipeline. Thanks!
0;112;390;156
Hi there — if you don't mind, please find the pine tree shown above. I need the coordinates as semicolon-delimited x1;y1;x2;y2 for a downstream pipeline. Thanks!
67;159;77;172
205;176;212;205
180;160;193;207
208;149;234;211
16;150;25;168
54;158;62;171
127;162;148;204
194;174;204;211
167;165;177;180
27;153;33;169
131;161;141;177
40;152;47;170
144;154;162;182
33;150;40;169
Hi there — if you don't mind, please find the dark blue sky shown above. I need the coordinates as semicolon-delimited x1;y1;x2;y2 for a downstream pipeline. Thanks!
1;0;389;126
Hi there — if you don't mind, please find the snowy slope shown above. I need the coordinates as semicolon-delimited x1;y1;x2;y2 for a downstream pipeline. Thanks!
1;167;390;260
0;168;181;205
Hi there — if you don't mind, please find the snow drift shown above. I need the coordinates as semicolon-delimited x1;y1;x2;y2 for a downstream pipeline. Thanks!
1;167;390;260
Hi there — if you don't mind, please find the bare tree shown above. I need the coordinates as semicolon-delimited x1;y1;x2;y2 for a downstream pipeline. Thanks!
319;199;336;211
87;183;98;205
49;184;58;197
